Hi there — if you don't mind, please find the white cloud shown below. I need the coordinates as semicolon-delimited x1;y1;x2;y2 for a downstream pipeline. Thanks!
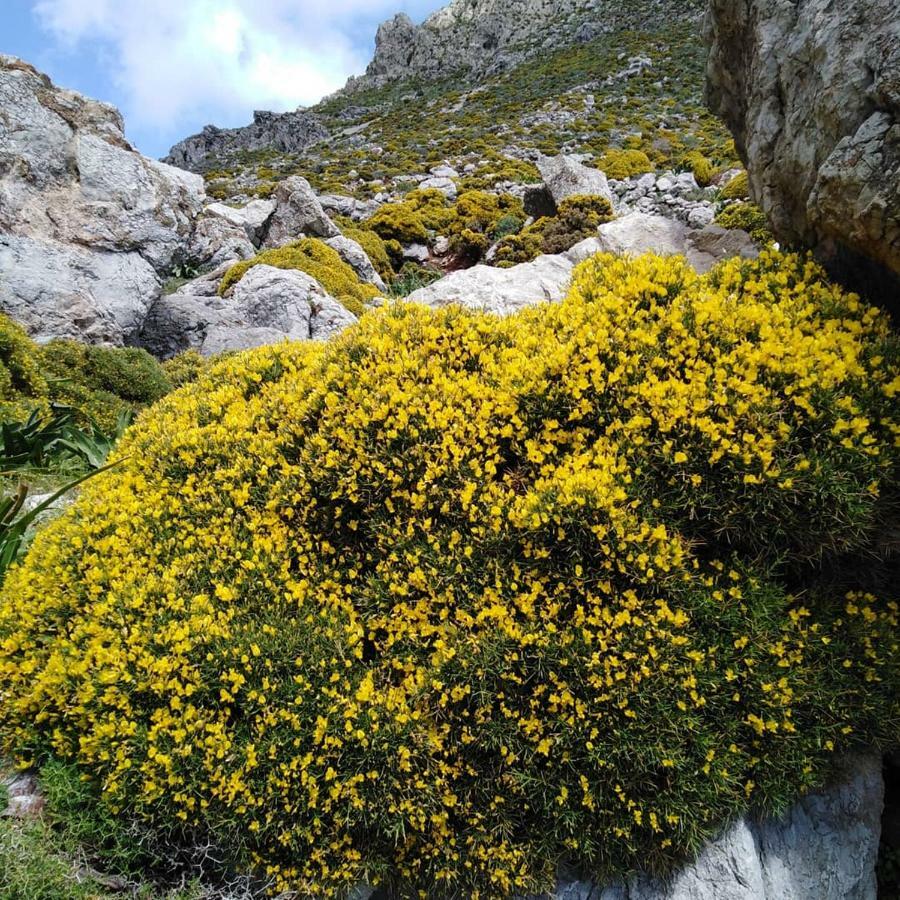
31;0;437;137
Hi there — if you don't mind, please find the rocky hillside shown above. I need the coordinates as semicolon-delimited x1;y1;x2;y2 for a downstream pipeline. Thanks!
165;0;732;205
355;0;707;87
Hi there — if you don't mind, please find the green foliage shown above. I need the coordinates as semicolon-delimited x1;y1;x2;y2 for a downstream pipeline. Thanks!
41;341;172;434
0;818;106;900
719;170;749;201
387;263;444;298
715;202;773;244
493;194;614;263
0;765;210;898
1;251;896;898
0;461;121;586
218;238;379;316
597;148;653;180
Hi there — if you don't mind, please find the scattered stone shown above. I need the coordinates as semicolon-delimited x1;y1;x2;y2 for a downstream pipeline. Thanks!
403;243;431;264
1;768;44;818
320;194;383;222
419;175;458;199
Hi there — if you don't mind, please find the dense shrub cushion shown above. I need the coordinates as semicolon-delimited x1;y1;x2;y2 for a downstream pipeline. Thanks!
1;251;898;898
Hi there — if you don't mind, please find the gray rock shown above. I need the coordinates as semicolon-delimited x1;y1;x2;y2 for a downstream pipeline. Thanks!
0;55;205;278
687;206;716;229
407;253;575;315
704;0;900;305
0;55;212;345
189;214;256;269
430;164;460;179
264;177;340;247
537;154;615;209
594;213;757;274
325;234;387;291
1;768;44;818
138;264;356;357
0;232;160;345
419;175;458;199
403;243;431;264
320;194;382;222
204;200;275;246
544;757;883;899
345;0;705;92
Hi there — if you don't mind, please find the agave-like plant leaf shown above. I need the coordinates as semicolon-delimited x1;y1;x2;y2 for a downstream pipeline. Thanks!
0;459;124;586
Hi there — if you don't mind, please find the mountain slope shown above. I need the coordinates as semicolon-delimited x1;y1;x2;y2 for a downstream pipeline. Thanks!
165;0;734;207
356;0;706;86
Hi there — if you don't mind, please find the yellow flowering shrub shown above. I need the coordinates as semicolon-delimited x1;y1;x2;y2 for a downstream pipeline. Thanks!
218;238;379;317
597;149;653;180
718;170;749;201
0;314;48;423
0;251;898;898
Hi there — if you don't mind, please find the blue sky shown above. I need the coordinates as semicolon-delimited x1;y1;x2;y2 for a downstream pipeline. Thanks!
3;0;445;159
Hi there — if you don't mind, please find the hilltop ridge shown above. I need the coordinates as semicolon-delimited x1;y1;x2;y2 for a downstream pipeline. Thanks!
353;0;706;89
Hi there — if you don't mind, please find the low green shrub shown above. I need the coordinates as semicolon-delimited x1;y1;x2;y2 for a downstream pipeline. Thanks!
493;195;614;264
0;315;48;424
715;202;773;244
539;194;614;254
0;315;173;437
41;341;172;433
448;191;526;262
1;251;896;899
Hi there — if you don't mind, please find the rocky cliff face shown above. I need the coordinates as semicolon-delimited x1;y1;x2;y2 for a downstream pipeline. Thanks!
704;0;900;308
348;0;705;89
0;55;205;344
165;108;329;173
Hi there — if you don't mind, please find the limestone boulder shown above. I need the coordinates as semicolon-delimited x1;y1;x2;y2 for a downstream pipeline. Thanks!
204;200;275;246
0;55;209;344
407;253;575;316
263;177;340;247
138;264;356;358
0;233;160;345
537;154;615;210
326;234;387;291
